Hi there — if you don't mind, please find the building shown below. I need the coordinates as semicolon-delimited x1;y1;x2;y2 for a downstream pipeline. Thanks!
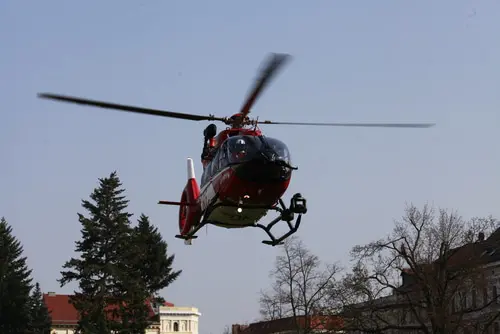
232;315;344;334
159;306;201;333
43;292;201;334
343;230;500;333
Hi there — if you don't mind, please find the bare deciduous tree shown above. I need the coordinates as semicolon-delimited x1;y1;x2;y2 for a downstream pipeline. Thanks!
341;204;499;334
259;236;341;334
259;279;290;321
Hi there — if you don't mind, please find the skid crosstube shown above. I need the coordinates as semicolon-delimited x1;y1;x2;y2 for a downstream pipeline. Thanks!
173;193;307;246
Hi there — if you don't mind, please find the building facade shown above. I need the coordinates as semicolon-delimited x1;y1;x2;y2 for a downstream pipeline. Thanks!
43;292;201;334
158;306;201;334
343;230;500;334
232;315;344;334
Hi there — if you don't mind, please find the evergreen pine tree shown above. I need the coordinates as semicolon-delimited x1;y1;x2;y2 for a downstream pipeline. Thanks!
133;214;182;294
59;172;182;334
59;171;133;333
120;214;182;333
28;282;52;334
0;217;34;334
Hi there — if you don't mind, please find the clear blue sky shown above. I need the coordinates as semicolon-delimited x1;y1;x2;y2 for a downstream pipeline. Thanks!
1;1;499;333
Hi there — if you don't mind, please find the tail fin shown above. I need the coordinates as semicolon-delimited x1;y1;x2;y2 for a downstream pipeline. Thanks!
157;157;201;245
179;158;201;244
187;157;196;180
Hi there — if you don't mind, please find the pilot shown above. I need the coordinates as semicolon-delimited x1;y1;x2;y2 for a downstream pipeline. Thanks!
231;138;247;162
234;138;246;152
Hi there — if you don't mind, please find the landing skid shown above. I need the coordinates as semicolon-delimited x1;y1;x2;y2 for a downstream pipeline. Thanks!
174;193;307;247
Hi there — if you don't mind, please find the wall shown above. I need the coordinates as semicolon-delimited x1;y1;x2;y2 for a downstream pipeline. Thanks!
49;306;201;334
50;329;75;334
158;306;201;334
346;260;500;333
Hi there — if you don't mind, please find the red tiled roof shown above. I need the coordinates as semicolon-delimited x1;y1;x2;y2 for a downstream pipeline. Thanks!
44;294;79;325
43;293;174;326
234;315;344;334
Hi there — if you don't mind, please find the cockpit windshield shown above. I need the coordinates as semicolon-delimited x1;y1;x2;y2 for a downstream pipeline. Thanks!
200;135;293;186
225;135;261;164
224;135;292;165
261;137;292;165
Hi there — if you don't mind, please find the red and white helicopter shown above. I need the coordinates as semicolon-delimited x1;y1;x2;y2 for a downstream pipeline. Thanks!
38;53;435;246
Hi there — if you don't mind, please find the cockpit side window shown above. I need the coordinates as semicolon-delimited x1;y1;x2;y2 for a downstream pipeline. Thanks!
218;141;228;171
209;150;218;177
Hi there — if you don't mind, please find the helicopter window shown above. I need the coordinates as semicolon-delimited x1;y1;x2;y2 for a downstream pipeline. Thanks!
200;146;222;186
217;141;229;171
200;167;207;186
207;151;218;176
201;160;214;186
208;156;217;178
262;137;292;164
226;135;262;165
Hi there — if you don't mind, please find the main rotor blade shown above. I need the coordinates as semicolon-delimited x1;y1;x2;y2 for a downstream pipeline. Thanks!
38;93;226;122
238;53;291;120
257;120;435;128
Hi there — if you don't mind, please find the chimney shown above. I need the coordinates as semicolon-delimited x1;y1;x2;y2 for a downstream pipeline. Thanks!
478;232;485;242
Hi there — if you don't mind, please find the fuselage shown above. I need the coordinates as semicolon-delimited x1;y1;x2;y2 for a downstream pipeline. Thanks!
198;129;293;227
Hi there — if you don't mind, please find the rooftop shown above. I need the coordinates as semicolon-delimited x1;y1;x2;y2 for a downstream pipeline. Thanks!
232;315;344;334
43;292;174;326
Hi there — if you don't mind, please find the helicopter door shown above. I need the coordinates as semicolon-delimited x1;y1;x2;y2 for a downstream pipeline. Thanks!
217;141;229;172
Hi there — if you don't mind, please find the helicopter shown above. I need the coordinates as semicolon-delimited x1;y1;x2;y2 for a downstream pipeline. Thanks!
37;53;435;246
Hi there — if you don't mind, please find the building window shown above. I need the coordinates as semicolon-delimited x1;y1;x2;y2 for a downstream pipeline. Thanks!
174;322;179;332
